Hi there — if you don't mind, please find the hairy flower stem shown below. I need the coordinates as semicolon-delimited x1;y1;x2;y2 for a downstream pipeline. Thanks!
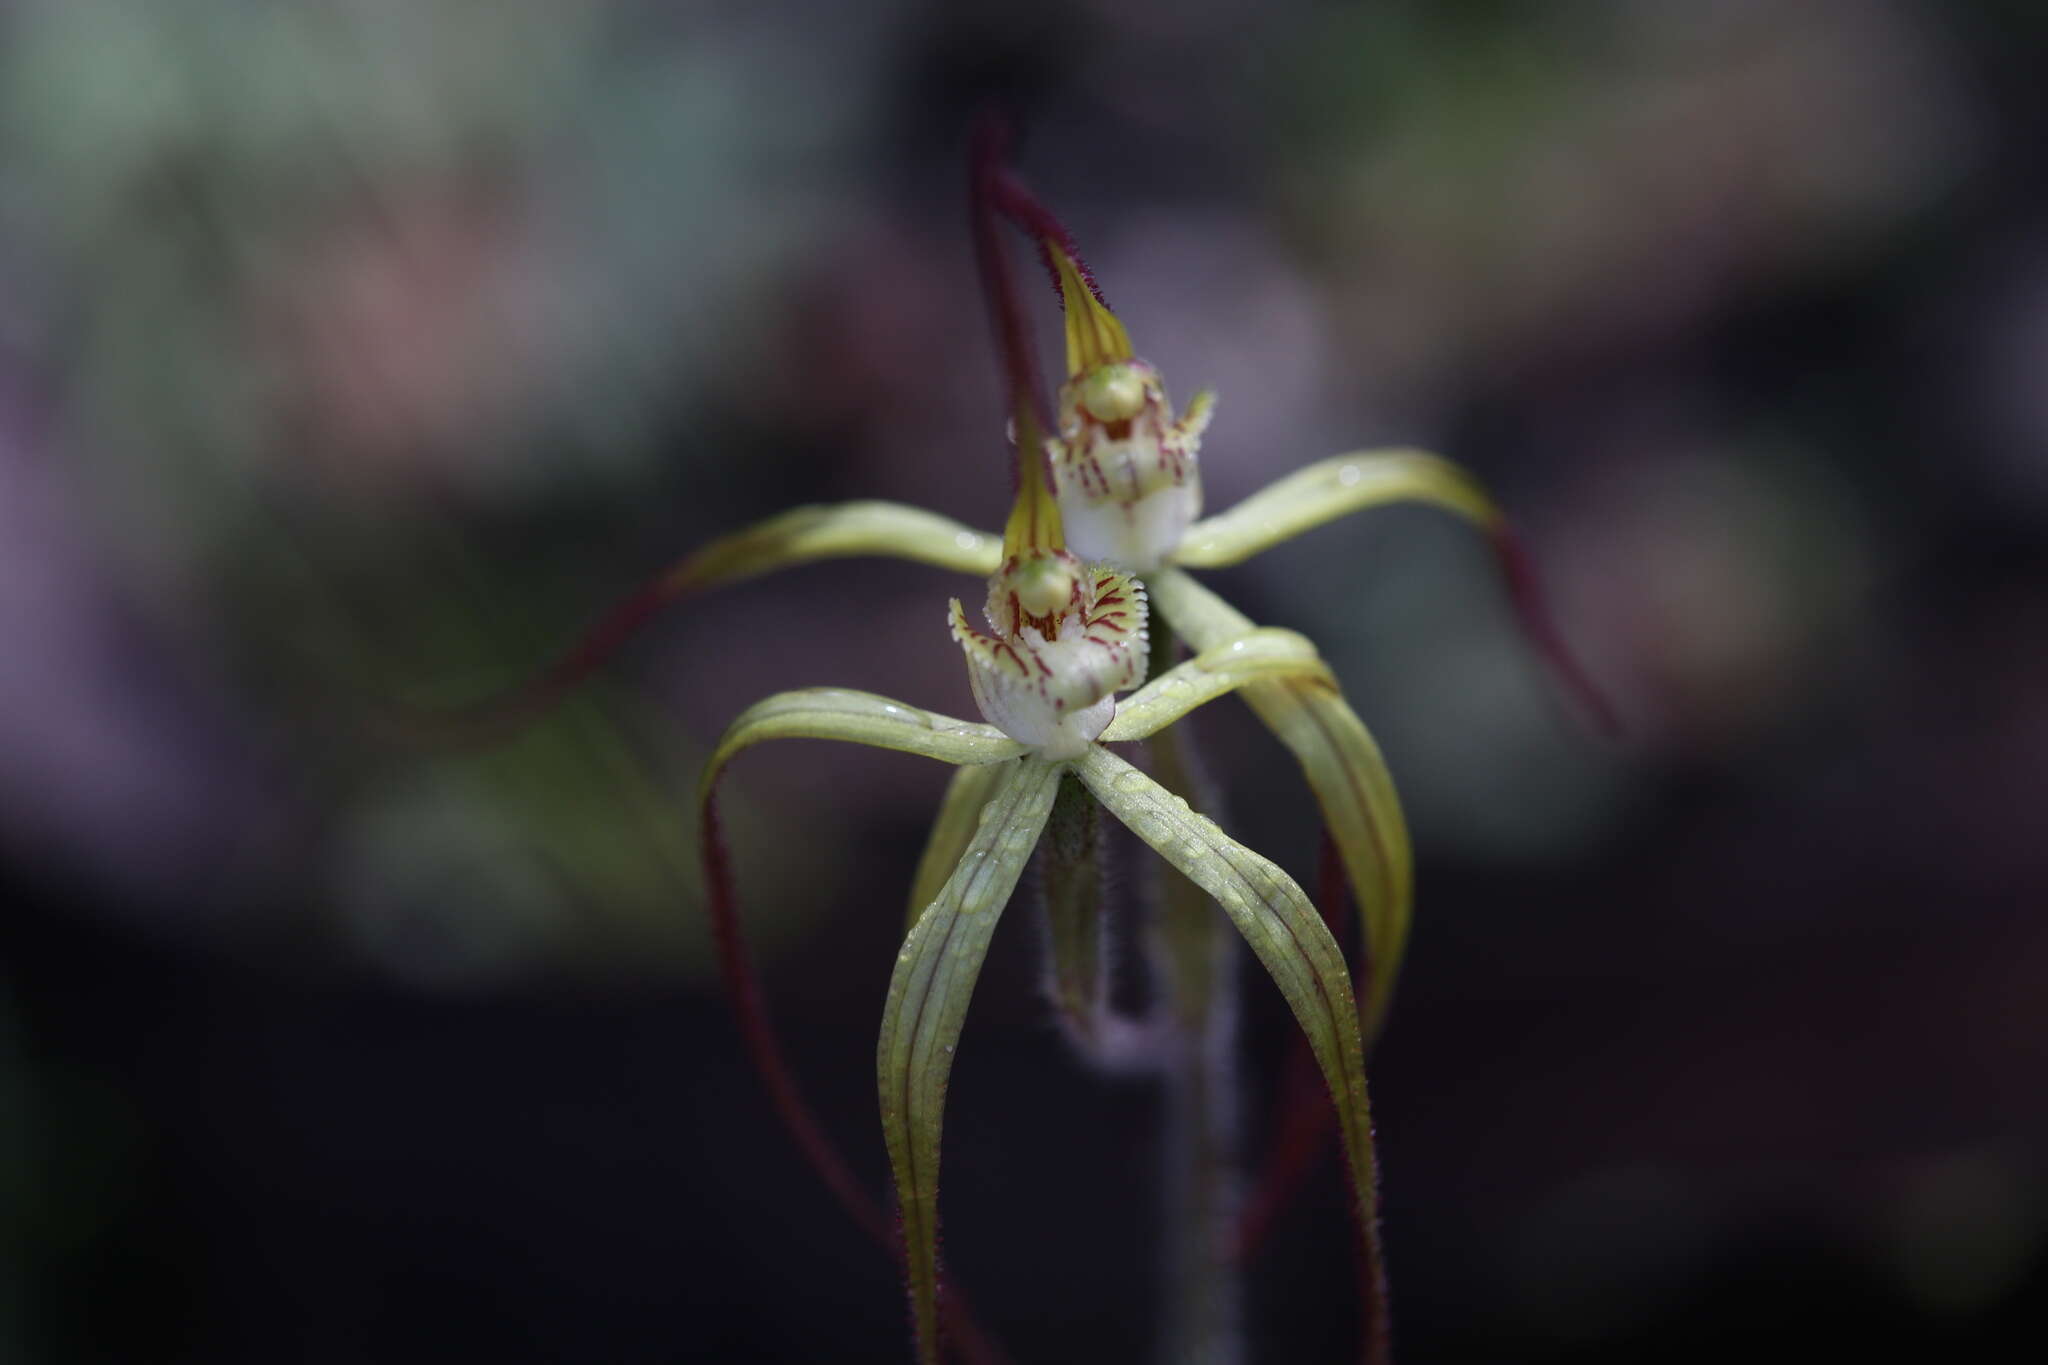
1041;770;1109;1049
1143;617;1245;1365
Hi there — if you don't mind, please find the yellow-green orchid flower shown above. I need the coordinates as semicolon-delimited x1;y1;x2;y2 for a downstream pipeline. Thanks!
427;134;1605;1365
463;214;1604;1048
700;457;1389;1365
688;135;1417;1365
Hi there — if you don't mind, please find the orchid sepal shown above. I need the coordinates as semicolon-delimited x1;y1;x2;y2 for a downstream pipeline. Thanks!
698;688;1022;811
1147;567;1413;1041
906;762;1009;932
1100;626;1332;743
417;501;1002;745
1072;744;1390;1357
1173;449;1498;568
879;755;1063;1365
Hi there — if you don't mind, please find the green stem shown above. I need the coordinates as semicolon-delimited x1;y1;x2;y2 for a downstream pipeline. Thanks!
1144;614;1243;1365
1041;770;1107;1047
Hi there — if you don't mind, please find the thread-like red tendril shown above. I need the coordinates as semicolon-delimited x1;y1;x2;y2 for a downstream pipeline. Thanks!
1235;827;1349;1261
700;792;1012;1365
969;115;1056;494
1490;524;1620;736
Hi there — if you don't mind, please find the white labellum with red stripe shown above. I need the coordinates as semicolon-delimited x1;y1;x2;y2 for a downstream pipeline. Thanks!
949;549;1149;760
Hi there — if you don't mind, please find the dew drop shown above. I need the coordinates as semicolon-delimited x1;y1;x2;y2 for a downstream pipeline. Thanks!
1337;463;1363;487
1112;770;1148;795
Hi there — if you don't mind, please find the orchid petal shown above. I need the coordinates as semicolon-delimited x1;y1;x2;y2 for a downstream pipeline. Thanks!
1148;569;1411;1042
906;762;1008;932
699;691;1022;806
1074;746;1390;1358
660;500;1000;587
423;502;1001;744
879;757;1062;1365
1173;453;1618;733
1173;450;1497;568
1100;627;1332;743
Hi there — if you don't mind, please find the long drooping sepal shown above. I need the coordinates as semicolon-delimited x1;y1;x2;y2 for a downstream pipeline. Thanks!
879;757;1062;1365
1174;450;1497;567
413;502;1001;746
907;762;1009;933
1148;568;1412;1043
1173;451;1617;734
701;690;1023;791
1074;747;1391;1364
1100;627;1332;743
1238;828;1351;1260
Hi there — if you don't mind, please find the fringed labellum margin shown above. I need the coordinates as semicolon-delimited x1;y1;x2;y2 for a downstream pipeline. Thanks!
949;550;1149;760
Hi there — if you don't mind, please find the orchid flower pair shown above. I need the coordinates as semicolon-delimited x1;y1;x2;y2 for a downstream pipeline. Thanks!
456;133;1606;1365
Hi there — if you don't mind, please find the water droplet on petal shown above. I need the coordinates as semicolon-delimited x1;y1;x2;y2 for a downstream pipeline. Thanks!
1337;463;1363;487
1112;770;1149;795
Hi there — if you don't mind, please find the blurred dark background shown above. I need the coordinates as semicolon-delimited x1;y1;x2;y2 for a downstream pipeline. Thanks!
2;1;2044;1360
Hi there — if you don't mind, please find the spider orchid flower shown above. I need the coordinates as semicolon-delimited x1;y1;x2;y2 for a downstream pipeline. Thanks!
439;158;1609;1043
1044;245;1214;574
420;130;1606;1365
698;460;1388;1365
687;140;1399;1365
945;400;1150;759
